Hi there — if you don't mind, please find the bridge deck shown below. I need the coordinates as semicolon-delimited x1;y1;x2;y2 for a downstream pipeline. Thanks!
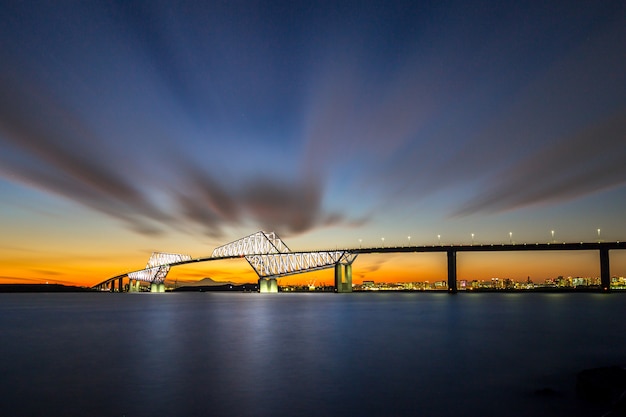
349;241;625;254
93;241;625;288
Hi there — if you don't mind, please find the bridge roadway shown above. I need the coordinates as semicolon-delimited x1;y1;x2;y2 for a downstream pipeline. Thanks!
94;241;625;293
353;241;625;293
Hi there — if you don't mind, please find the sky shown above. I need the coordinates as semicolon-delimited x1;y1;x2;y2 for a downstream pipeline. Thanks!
1;0;626;287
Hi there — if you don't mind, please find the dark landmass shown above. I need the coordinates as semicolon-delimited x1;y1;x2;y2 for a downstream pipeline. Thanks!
173;283;258;292
350;287;623;293
459;287;607;293
577;366;626;416
0;284;96;293
462;287;626;293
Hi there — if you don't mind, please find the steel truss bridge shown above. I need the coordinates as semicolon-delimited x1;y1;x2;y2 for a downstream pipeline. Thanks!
93;231;626;293
93;231;357;293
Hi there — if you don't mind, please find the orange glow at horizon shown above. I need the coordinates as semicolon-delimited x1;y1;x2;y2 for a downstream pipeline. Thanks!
2;249;626;288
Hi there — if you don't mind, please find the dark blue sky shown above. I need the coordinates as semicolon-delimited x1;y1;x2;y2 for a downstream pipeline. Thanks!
1;0;625;260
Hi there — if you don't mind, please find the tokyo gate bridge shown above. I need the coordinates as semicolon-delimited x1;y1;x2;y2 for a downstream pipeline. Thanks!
92;230;626;293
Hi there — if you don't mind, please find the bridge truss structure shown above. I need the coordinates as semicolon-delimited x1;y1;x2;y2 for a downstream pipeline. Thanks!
212;231;291;257
94;231;357;291
127;252;192;284
212;231;357;278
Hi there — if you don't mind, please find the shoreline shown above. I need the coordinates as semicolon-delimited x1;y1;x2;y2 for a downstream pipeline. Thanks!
2;283;625;293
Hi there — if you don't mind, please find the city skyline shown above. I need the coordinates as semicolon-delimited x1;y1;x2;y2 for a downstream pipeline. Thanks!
1;1;625;287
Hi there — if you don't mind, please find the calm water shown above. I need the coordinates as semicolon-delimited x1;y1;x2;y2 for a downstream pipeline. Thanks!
1;292;625;417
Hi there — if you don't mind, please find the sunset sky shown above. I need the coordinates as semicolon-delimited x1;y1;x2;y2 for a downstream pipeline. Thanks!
1;1;625;287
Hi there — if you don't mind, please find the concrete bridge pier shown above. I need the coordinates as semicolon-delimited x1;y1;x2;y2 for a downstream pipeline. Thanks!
150;283;165;293
128;279;140;292
259;278;278;293
335;263;352;293
109;280;116;292
447;250;457;294
600;248;610;292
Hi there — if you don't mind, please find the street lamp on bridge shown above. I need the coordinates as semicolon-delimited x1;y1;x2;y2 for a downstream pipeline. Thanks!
381;237;385;248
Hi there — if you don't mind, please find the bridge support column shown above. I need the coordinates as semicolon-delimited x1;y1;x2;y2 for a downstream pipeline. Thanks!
118;277;123;293
150;283;158;292
447;250;457;294
335;263;352;293
158;283;165;292
345;264;352;290
110;280;115;292
259;278;278;293
600;247;610;292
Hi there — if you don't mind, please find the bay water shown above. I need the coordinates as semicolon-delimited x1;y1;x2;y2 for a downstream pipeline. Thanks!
1;292;625;416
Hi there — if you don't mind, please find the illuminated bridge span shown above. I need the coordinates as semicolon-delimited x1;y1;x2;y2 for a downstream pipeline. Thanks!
211;231;291;257
93;232;626;294
126;252;192;292
93;231;357;293
211;231;357;292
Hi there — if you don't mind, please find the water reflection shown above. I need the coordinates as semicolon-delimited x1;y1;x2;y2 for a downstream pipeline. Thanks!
0;293;623;416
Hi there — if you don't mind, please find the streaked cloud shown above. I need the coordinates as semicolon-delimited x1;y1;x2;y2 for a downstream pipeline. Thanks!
453;111;626;216
0;0;624;246
0;70;354;237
